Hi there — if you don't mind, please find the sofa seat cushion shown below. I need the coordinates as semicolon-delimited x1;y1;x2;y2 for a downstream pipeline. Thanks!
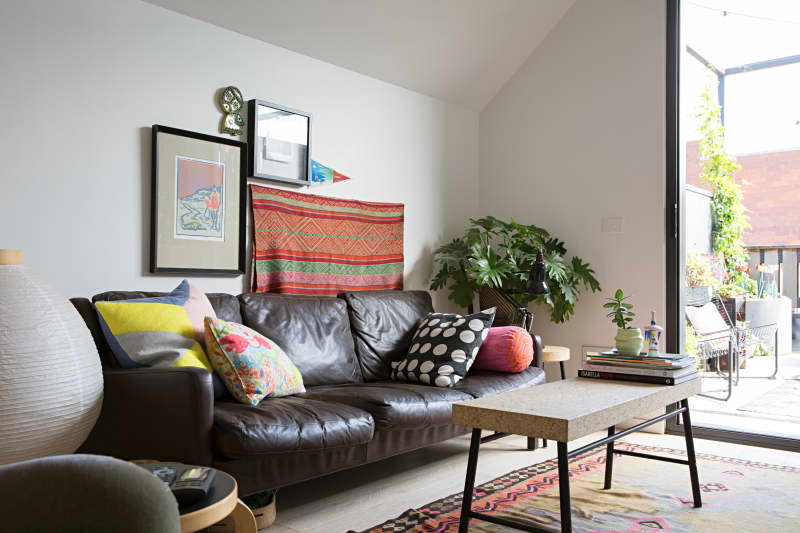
213;397;374;458
454;366;546;398
298;382;472;430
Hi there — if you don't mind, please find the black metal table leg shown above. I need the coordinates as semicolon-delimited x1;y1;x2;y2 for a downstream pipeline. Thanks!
680;399;702;508
527;437;538;450
458;428;482;532
603;426;615;489
557;442;572;533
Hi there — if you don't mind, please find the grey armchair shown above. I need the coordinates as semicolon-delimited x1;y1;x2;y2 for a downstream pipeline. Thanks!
0;454;180;533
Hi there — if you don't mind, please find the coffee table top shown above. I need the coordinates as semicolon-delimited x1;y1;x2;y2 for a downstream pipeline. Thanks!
452;377;701;442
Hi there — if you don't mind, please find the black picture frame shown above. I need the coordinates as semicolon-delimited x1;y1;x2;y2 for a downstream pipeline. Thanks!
150;125;247;275
247;99;312;186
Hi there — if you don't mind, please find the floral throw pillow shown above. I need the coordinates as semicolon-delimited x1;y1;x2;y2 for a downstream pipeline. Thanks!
204;317;305;405
390;308;496;387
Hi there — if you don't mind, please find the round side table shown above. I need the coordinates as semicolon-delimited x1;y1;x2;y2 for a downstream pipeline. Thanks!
542;345;570;380
134;461;257;533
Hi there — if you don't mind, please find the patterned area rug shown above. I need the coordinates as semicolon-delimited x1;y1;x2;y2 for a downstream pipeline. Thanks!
355;442;800;533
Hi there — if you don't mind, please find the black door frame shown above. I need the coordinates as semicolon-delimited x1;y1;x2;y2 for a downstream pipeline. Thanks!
664;0;800;452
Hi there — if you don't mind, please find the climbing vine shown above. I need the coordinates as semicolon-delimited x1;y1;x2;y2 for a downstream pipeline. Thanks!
696;83;754;295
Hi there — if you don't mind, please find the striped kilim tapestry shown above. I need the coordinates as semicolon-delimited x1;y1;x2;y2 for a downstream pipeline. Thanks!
250;184;404;295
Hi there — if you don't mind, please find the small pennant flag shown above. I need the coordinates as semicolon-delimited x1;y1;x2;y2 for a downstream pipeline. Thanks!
311;160;351;184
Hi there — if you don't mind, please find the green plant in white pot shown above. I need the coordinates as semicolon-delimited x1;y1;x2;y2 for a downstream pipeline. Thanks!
604;289;643;355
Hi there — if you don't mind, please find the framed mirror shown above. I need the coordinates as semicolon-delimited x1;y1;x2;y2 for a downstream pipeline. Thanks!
247;99;311;185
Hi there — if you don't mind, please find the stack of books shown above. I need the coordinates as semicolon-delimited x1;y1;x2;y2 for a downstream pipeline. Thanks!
578;350;697;385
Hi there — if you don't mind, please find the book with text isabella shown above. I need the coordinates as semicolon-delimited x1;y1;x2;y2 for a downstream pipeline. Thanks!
578;368;698;385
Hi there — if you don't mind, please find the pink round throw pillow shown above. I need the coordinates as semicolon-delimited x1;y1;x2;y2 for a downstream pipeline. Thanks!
472;326;533;373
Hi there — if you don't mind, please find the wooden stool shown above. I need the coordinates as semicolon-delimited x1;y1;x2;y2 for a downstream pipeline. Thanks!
542;345;570;380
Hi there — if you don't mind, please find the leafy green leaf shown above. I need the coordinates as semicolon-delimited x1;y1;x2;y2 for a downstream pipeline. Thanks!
570;257;601;292
447;268;477;308
430;264;451;291
468;245;512;288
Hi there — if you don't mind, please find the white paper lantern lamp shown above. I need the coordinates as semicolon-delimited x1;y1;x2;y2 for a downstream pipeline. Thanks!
0;250;103;464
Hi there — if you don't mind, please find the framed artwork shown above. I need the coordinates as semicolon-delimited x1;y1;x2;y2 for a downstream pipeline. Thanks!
247;99;312;186
150;125;247;274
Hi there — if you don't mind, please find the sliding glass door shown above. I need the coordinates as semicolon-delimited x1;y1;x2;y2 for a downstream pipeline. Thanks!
666;0;800;452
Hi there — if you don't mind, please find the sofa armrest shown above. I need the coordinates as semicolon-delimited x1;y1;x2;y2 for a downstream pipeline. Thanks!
532;334;544;369
79;367;214;466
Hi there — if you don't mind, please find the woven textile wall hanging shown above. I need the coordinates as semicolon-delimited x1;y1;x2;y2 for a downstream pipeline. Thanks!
250;185;404;295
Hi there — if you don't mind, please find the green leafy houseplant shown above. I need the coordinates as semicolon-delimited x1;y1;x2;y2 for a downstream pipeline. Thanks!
430;216;600;323
604;289;634;328
603;289;643;355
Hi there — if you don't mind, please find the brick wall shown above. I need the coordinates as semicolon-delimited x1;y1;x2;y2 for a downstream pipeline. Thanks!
686;140;800;247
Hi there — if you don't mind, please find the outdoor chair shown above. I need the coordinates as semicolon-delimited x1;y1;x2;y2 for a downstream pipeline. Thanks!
685;294;778;401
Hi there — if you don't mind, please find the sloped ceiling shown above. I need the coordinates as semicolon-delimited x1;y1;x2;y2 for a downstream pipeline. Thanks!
143;0;574;110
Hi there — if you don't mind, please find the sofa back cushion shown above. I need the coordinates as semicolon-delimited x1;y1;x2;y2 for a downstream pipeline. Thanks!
338;290;433;381
93;291;241;323
93;281;213;371
238;293;362;386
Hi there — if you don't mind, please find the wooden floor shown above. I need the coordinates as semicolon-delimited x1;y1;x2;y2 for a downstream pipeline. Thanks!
263;430;800;532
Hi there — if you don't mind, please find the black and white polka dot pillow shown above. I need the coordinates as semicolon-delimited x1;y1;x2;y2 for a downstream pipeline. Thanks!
390;308;496;387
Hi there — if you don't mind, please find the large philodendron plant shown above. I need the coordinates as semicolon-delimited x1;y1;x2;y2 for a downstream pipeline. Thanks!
430;216;600;324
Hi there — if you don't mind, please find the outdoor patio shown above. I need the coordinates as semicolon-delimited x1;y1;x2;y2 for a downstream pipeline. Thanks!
692;346;800;439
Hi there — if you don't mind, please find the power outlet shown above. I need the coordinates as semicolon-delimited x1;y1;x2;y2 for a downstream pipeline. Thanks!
601;217;624;233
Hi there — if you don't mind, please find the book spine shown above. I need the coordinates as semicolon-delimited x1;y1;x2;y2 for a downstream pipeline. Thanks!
582;364;690;377
578;369;676;385
587;357;690;368
588;357;675;365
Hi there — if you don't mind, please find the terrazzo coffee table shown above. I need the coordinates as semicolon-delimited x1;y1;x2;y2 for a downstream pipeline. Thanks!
452;377;703;533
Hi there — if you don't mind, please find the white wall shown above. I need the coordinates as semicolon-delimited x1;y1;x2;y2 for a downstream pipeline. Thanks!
0;0;478;308
480;0;666;379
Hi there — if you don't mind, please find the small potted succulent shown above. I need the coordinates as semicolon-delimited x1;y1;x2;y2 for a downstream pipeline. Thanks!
604;289;643;355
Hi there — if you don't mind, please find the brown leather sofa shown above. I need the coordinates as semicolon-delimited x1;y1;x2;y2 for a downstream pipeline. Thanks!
71;289;545;496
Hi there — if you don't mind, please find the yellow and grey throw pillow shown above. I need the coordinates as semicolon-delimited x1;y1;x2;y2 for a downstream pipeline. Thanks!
94;280;213;371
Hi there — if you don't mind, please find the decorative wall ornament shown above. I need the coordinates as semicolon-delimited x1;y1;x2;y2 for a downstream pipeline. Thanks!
249;184;404;295
311;160;351;185
220;86;244;136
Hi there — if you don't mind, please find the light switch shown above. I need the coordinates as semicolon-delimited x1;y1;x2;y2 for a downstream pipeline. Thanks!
602;217;624;233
